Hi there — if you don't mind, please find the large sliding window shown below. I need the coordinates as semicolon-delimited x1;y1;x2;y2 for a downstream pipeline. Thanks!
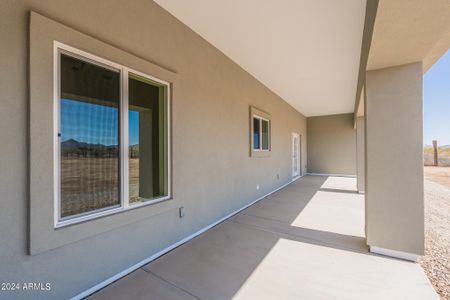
59;53;121;218
56;44;170;227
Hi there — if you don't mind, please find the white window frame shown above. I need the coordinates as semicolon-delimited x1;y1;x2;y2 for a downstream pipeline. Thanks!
53;42;171;228
252;115;271;152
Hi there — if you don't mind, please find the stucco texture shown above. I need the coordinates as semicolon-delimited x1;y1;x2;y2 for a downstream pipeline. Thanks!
307;113;357;175
365;63;424;255
0;1;306;299
356;116;365;192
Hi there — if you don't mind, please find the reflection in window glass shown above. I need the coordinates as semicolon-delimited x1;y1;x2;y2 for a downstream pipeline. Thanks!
253;117;260;150
128;74;168;204
60;53;120;218
262;119;269;150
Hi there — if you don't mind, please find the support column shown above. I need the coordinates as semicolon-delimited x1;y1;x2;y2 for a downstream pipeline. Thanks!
356;116;365;193
365;63;424;260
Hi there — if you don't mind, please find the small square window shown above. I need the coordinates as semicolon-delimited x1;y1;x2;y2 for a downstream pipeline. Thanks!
250;106;271;157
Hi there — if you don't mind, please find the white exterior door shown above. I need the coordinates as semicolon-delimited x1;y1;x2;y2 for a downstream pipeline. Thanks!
292;133;301;177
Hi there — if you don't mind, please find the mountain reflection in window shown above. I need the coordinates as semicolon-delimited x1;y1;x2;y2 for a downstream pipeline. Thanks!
60;53;120;218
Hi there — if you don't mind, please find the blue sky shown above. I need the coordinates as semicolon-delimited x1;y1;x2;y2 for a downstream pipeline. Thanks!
61;98;140;146
128;111;139;145
423;49;450;146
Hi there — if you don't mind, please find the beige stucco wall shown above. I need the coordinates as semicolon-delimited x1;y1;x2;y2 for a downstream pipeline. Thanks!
0;1;306;298
365;62;424;255
307;113;357;175
356;116;365;192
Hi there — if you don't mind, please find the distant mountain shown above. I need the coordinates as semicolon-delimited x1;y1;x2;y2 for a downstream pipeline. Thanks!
61;139;117;150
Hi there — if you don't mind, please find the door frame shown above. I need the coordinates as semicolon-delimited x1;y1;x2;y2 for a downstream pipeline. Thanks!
292;133;301;178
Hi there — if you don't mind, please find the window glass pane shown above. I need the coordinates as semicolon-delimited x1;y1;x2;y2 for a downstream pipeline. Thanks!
253;117;260;150
128;74;168;204
60;53;120;218
262;119;269;150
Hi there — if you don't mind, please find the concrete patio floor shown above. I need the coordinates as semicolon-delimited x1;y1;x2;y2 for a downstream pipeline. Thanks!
89;175;437;300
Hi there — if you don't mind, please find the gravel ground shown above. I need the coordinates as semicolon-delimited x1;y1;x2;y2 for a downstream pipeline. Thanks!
420;167;450;299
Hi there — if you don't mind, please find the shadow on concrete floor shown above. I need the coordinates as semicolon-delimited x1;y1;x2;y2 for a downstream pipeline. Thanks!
89;175;437;300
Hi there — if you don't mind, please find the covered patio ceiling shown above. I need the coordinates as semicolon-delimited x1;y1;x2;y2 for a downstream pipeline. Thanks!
154;0;367;117
368;0;450;73
356;0;450;118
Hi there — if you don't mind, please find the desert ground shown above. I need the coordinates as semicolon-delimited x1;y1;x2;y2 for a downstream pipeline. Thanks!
129;158;141;203
60;157;143;217
424;147;450;167
61;157;120;217
421;166;450;299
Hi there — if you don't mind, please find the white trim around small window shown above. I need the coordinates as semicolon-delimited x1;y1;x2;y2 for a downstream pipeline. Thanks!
53;42;171;228
250;106;271;157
